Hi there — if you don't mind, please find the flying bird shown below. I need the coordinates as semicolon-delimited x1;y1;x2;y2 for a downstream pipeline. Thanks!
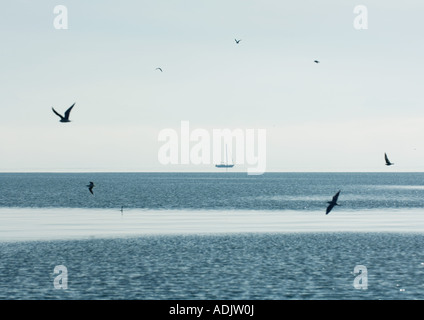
52;103;75;123
326;190;341;215
156;67;163;72
384;153;394;166
87;181;95;195
314;60;320;63
235;39;241;44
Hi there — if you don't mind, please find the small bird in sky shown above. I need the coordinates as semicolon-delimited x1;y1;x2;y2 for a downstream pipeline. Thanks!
235;39;241;44
326;190;341;215
156;67;163;72
314;60;320;64
52;103;75;123
384;153;394;166
87;181;95;195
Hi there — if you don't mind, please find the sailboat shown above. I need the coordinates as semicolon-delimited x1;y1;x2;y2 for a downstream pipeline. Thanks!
215;145;234;168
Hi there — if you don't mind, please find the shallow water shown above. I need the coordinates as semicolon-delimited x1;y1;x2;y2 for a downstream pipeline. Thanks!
1;207;424;242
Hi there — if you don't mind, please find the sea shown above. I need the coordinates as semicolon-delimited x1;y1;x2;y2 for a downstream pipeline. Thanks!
1;172;424;301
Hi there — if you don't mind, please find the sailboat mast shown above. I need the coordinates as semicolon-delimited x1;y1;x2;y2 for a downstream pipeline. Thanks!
215;144;234;169
225;145;228;165
225;145;228;172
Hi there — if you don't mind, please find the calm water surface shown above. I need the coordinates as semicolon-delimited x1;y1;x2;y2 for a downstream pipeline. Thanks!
1;173;424;300
1;233;424;300
0;172;423;210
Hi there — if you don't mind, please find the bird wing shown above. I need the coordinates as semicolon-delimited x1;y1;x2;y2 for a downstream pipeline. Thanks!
89;187;94;194
64;103;75;119
385;153;390;164
52;108;64;119
332;190;341;202
326;203;334;215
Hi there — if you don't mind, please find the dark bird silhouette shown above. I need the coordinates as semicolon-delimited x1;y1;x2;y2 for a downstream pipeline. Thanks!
235;39;241;44
314;60;320;63
326;190;341;215
156;67;163;72
52;103;75;123
384;153;394;166
87;181;95;195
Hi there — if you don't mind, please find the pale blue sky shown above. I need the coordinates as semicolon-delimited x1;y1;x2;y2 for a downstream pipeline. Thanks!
1;1;424;172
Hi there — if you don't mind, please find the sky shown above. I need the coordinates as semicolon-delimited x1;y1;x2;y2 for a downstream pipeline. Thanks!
1;0;424;172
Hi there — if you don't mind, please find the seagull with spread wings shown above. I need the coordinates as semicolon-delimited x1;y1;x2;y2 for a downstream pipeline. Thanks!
326;190;341;215
52;103;75;123
87;181;95;195
384;153;394;166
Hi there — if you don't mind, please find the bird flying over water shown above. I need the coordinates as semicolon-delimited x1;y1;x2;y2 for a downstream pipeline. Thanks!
384;153;394;166
156;67;163;72
314;60;320;63
235;39;241;44
326;190;341;215
87;181;95;195
52;103;75;123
